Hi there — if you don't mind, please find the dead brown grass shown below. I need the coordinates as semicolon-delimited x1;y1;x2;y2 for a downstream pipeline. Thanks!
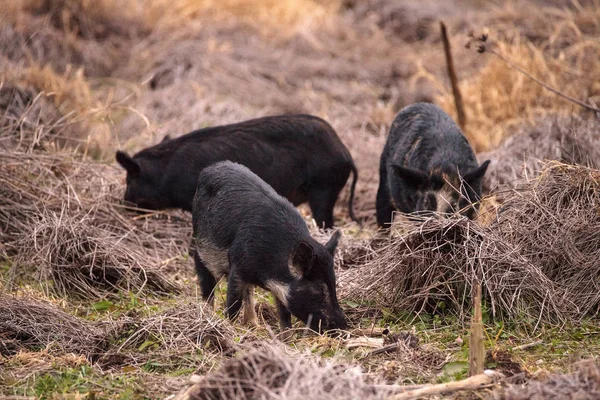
495;162;600;319
0;294;107;358
0;151;184;299
341;163;600;326
101;300;242;371
187;344;390;400
340;216;561;325
478;114;600;193
436;2;600;151
491;359;600;400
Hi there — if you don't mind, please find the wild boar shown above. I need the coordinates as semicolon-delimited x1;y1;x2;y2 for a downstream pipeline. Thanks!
115;114;358;228
376;103;490;227
192;161;347;333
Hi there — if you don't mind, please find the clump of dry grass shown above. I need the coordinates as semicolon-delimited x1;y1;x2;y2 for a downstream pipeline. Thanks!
341;162;600;325
340;217;561;325
111;301;239;370
0;294;107;358
0;62;121;158
478;114;600;193
187;344;389;400
491;359;600;400
496;163;600;319
0;151;184;299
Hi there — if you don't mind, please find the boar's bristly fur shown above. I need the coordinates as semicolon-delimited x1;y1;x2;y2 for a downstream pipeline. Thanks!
116;114;359;228
192;161;347;334
377;103;490;227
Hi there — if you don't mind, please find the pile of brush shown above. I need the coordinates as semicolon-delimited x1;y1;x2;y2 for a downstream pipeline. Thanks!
491;360;600;400
183;345;388;400
0;294;240;371
341;162;600;325
0;150;187;298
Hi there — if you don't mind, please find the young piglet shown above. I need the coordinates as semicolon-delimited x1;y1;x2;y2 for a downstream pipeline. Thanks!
191;161;347;334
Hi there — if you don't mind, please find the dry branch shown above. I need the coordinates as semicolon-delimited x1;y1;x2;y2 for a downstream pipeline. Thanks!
388;370;504;400
469;282;485;376
440;21;466;132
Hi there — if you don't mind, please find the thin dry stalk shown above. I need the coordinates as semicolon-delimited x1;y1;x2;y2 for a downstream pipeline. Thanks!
469;282;485;376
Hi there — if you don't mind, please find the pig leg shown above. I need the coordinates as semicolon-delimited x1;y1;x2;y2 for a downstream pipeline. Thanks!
308;187;340;229
275;298;292;330
225;270;244;321
242;284;258;326
376;169;394;228
193;251;217;308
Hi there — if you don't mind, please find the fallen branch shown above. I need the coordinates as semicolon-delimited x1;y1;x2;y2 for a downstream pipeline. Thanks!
350;326;390;337
345;337;384;350
363;342;403;358
511;339;543;351
386;370;504;400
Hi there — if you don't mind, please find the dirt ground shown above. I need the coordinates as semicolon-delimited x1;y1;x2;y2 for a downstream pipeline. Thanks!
1;0;600;399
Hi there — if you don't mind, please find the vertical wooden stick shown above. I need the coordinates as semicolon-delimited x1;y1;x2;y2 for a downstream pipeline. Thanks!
440;21;467;132
469;281;485;376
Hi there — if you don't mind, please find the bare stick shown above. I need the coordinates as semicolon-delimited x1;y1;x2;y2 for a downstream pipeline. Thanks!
387;371;504;400
487;47;600;114
511;339;543;351
469;281;485;376
363;342;402;358
441;21;467;131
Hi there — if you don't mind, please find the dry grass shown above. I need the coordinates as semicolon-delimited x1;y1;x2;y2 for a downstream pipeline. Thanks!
0;294;107;358
478;114;600;193
0;151;184;299
495;162;600;319
341;163;600;326
491;359;600;400
0;65;116;157
187;344;390;400
142;0;339;34
436;2;600;151
340;216;561;325
108;300;240;370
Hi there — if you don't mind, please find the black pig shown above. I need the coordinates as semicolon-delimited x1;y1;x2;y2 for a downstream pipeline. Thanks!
376;103;490;227
116;114;358;228
192;161;347;333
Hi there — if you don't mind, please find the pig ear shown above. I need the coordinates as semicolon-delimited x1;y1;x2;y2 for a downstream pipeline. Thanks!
324;230;341;256
161;134;171;143
392;164;428;187
463;160;490;186
292;241;315;275
116;151;140;176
